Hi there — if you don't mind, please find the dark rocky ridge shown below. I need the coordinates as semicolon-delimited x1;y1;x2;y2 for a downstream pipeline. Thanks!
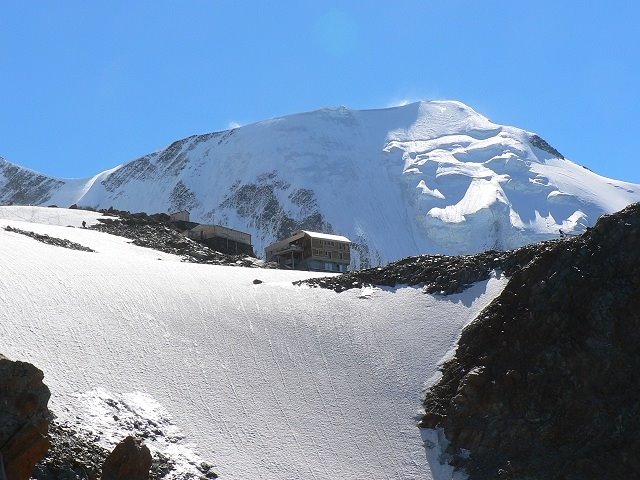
32;421;107;480
297;239;565;295
89;208;277;268
420;202;640;479
4;225;95;252
0;159;64;206
528;134;564;159
32;419;218;480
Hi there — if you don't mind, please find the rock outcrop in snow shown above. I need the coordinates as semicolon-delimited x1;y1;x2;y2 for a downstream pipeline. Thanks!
101;436;152;480
421;202;640;479
87;209;271;268
299;238;562;295
2;101;639;266
33;421;108;480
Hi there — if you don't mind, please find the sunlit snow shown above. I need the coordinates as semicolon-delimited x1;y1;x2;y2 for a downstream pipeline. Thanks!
0;207;506;479
3;100;639;266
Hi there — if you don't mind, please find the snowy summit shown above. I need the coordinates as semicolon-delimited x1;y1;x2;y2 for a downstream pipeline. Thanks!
1;100;639;266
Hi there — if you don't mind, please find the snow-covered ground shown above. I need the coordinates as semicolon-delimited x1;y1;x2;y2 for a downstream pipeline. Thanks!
0;207;505;479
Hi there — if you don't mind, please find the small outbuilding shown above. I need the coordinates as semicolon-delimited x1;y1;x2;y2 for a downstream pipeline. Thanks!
169;210;190;222
187;224;253;256
265;230;351;272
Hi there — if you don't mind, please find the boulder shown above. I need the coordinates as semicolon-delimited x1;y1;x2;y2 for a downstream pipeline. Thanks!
101;436;151;480
0;354;51;480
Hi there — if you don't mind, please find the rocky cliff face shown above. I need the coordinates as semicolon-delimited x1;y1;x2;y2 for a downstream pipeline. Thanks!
421;202;640;479
0;354;51;480
0;159;64;206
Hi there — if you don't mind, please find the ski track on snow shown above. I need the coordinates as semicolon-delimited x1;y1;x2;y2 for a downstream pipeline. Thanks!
0;207;506;479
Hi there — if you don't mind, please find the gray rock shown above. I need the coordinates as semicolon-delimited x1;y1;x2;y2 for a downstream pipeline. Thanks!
421;202;640;479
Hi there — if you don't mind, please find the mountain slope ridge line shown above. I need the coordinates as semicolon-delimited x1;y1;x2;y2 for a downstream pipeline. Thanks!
2;100;639;267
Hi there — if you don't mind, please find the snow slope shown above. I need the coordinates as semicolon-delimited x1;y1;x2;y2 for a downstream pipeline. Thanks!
0;207;506;479
5;100;635;266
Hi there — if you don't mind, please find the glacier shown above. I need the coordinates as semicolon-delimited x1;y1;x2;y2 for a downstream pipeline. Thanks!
1;100;639;267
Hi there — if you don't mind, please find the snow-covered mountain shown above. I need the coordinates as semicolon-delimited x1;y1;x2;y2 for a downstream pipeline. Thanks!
0;206;507;479
2;100;639;266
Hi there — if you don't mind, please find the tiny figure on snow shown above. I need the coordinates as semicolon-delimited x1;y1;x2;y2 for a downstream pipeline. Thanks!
82;220;86;228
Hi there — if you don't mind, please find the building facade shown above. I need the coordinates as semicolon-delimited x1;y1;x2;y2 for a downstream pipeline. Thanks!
169;210;190;222
265;230;351;272
187;224;253;256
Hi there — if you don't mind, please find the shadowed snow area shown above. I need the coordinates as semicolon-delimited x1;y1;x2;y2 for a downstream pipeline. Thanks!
0;207;505;479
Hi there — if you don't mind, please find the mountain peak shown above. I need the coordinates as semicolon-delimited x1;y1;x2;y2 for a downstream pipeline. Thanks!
2;101;639;266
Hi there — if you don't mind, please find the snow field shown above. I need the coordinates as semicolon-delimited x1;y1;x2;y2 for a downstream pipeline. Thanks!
0;207;506;479
4;101;640;266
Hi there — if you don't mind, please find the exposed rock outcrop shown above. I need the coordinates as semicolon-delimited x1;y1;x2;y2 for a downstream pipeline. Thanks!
421;202;640;479
90;209;276;268
4;226;95;253
0;159;64;206
219;171;333;247
528;134;564;159
298;239;563;295
0;354;51;480
32;420;218;480
101;436;152;480
32;421;107;480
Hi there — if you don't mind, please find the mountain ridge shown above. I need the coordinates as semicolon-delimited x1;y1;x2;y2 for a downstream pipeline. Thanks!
2;100;639;266
2;203;638;478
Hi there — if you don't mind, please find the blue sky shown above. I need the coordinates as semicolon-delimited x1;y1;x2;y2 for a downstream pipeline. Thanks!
1;1;639;182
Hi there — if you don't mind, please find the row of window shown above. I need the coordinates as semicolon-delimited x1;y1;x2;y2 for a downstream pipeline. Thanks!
309;261;347;272
312;239;348;250
312;249;346;260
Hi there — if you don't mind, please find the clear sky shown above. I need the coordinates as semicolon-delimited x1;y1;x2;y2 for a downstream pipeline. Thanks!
1;1;639;182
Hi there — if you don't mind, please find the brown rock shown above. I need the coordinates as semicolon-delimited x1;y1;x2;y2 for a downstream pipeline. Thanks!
0;354;51;480
101;436;152;480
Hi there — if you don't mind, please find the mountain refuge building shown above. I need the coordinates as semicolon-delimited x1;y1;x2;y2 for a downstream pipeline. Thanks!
265;230;351;272
169;211;253;256
186;224;253;256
